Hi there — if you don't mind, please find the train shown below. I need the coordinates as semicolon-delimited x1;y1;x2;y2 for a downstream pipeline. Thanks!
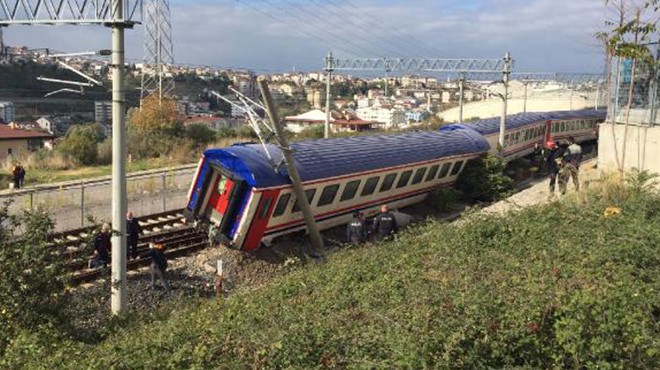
184;109;606;251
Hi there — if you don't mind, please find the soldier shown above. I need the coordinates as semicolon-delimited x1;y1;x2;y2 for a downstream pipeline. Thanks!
372;204;398;241
559;136;582;195
346;211;366;245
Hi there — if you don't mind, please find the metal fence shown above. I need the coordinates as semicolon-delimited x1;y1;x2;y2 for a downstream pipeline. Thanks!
610;43;660;126
0;165;196;232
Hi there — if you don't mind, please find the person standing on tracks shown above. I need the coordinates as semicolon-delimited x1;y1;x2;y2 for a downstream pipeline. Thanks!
89;223;111;269
142;241;171;294
559;136;583;195
536;140;562;195
346;211;367;245
126;211;142;260
372;204;398;242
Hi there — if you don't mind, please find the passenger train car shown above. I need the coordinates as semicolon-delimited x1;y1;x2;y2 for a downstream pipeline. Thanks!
186;109;605;251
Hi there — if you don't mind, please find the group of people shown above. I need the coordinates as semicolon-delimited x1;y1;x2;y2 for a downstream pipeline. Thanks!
10;163;26;190
88;211;171;293
346;204;399;245
535;136;583;196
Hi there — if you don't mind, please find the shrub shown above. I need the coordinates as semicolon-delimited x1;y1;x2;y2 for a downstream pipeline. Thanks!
185;124;217;147
456;154;514;202
429;187;464;213
0;204;68;357
57;124;104;165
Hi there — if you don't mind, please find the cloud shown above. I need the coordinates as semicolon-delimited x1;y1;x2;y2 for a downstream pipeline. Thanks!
4;0;608;73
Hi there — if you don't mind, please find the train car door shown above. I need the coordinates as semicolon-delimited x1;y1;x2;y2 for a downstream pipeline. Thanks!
206;173;245;236
544;120;553;143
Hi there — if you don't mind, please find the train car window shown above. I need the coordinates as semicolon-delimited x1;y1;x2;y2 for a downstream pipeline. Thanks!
317;184;340;207
340;180;361;201
451;161;464;176
257;197;273;220
412;167;427;184
292;189;316;212
515;131;521;143
560;122;566;132
552;123;558;133
504;134;510;145
379;173;397;192
396;170;413;189
439;162;452;178
426;164;440;181
361;176;380;196
272;193;291;217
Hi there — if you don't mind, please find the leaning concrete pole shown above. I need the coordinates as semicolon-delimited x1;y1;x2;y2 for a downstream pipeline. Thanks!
498;51;512;156
110;0;128;315
324;52;334;139
258;78;325;257
458;75;465;124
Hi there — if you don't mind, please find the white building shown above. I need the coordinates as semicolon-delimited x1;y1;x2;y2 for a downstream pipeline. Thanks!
36;116;74;137
355;106;406;129
0;102;16;124
94;101;112;125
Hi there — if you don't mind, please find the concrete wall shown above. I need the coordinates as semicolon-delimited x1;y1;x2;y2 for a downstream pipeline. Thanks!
0;139;29;161
598;123;660;175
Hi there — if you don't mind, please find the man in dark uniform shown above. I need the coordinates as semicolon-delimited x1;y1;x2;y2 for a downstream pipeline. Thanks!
535;140;563;195
141;241;171;294
346;211;366;245
372;204;398;241
126;211;142;260
89;223;111;269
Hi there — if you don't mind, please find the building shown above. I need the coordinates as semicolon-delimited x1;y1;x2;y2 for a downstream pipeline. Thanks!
0;124;54;161
284;109;381;133
0;102;16;124
183;116;244;131
36;116;74;137
355;106;406;129
94;101;112;125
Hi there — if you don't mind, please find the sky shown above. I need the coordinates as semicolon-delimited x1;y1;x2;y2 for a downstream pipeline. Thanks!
4;0;609;75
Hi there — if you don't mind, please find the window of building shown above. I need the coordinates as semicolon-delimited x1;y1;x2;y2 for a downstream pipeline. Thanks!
450;160;464;176
439;162;452;178
257;197;273;219
292;189;316;212
396;170;413;188
426;164;439;181
7;148;12;156
272;193;291;217
317;184;340;207
412;167;427;185
361;176;380;196
379;173;397;192
340;180;361;201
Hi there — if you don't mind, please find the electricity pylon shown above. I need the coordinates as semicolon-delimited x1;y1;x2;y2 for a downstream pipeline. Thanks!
141;0;175;103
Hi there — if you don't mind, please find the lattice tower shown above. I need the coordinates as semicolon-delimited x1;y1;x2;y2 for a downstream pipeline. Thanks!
140;0;175;102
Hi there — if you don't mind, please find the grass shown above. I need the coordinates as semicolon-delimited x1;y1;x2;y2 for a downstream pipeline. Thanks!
2;179;659;369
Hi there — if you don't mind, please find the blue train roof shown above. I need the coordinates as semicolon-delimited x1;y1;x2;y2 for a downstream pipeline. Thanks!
464;109;606;135
202;126;490;188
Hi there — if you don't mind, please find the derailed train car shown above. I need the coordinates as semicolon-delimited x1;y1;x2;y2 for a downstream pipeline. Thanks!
185;126;489;251
185;108;606;251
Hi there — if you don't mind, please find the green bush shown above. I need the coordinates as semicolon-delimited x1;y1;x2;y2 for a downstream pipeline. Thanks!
185;124;217;146
429;187;464;213
57;124;104;165
457;154;514;202
0;204;69;357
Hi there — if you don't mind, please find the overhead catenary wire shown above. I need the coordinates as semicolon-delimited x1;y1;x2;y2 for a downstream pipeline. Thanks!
332;0;449;57
254;0;389;57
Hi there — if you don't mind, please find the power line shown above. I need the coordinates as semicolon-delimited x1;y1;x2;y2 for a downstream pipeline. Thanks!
235;0;359;57
333;0;449;57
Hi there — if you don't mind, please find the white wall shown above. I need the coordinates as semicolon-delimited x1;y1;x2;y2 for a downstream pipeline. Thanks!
598;123;660;175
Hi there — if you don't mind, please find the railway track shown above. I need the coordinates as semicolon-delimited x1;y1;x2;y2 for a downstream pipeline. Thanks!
50;209;209;285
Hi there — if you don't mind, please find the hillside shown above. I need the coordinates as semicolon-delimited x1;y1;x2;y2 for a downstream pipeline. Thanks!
2;179;659;369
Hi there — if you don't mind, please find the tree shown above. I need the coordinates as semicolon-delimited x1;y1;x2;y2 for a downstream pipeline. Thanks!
185;123;217;146
57;124;104;165
128;94;182;135
0;204;68;356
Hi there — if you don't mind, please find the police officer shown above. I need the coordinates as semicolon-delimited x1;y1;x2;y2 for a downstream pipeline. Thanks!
560;136;582;195
372;204;398;241
126;211;142;260
346;211;366;245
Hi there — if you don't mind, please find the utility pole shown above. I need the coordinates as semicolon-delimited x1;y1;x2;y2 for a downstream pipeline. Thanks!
523;76;529;113
324;52;334;139
498;51;512;156
257;78;325;258
458;75;465;123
